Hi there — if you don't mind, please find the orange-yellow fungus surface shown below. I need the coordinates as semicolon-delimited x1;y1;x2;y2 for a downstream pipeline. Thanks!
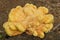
3;3;54;38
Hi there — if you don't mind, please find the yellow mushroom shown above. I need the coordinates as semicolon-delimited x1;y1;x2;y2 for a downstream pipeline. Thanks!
3;22;21;36
37;30;45;38
8;22;17;31
23;3;37;16
3;3;54;38
38;7;49;14
45;23;53;33
42;14;54;23
9;6;25;22
33;30;38;36
15;23;26;32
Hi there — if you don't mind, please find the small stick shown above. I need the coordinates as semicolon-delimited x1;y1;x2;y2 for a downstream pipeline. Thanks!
52;24;60;31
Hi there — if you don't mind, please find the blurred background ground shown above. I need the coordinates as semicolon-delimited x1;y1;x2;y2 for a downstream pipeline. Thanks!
0;0;60;40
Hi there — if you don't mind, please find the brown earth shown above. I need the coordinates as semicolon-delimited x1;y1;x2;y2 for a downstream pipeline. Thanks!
0;0;60;40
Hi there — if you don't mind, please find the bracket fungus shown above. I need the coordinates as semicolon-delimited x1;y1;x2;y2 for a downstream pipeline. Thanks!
3;3;54;38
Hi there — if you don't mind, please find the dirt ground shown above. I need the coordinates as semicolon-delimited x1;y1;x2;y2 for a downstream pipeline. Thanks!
0;0;60;40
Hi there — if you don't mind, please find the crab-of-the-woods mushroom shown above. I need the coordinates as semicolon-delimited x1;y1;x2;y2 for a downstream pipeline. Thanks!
3;3;54;38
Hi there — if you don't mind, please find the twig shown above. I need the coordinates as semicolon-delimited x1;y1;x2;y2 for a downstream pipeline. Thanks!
52;24;60;31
